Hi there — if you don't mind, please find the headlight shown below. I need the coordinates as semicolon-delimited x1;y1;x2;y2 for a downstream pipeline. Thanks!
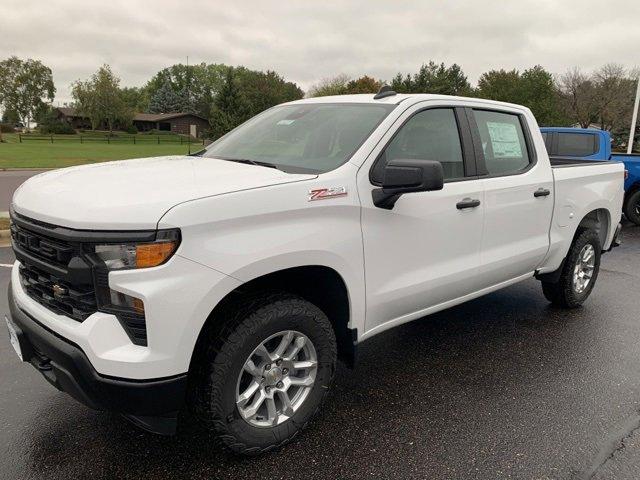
90;229;180;347
94;230;180;270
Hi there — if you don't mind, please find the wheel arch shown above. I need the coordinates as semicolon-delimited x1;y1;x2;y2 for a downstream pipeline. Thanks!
537;207;610;283
189;265;357;377
575;207;610;249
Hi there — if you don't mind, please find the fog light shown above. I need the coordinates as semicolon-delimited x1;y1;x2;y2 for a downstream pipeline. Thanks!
109;289;145;315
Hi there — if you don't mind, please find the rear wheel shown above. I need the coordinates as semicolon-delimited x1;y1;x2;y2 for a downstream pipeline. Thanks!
541;229;601;308
624;190;640;225
189;293;337;455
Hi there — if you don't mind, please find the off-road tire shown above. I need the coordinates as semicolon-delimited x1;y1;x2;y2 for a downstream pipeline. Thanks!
541;229;601;308
624;190;640;226
188;292;337;455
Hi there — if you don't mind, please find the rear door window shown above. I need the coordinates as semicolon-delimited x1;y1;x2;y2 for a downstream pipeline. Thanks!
473;110;531;176
556;132;598;157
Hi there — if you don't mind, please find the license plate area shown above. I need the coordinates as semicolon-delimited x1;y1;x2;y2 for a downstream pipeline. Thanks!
5;316;23;361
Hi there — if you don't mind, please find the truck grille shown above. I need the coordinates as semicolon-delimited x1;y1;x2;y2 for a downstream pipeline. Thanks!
10;214;150;346
11;222;97;322
19;263;97;321
12;222;76;267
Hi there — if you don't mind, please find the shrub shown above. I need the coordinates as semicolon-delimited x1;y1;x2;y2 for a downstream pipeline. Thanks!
124;124;138;134
40;121;75;135
0;123;16;133
38;108;76;134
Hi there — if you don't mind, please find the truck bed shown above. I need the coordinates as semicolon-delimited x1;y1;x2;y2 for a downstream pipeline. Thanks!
544;158;625;272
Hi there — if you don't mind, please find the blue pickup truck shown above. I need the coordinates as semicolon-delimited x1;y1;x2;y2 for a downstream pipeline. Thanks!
540;127;640;225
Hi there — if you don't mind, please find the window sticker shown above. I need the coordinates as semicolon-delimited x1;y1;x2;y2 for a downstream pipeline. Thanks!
487;122;522;158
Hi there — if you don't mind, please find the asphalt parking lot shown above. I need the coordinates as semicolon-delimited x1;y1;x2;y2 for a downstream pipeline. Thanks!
1;224;639;479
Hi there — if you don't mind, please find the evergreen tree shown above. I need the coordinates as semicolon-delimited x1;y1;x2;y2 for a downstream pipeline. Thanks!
148;81;183;113
209;68;251;139
390;62;471;95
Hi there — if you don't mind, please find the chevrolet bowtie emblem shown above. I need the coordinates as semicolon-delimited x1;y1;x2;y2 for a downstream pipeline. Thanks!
52;284;67;297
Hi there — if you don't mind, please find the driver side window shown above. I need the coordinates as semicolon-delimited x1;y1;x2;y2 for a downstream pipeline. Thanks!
372;108;464;183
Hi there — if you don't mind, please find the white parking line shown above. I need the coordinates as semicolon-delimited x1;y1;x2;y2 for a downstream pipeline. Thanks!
0;264;13;268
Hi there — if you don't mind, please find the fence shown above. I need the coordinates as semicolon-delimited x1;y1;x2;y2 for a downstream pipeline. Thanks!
18;134;205;145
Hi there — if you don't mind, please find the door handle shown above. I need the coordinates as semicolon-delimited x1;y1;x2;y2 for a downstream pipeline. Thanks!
456;198;481;210
534;188;551;198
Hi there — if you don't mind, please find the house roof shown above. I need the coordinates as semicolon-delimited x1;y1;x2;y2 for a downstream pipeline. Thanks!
133;112;209;122
56;107;79;117
55;107;207;123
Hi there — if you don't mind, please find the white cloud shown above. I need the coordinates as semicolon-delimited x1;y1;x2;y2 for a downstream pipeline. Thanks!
1;0;638;104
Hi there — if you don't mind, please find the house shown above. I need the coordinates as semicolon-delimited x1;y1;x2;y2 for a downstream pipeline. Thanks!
55;107;91;130
132;112;210;136
54;108;210;137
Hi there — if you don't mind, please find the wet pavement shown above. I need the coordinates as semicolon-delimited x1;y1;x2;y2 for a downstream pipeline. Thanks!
1;224;640;479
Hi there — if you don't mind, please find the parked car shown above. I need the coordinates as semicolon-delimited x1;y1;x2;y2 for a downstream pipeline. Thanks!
540;127;640;224
6;92;624;454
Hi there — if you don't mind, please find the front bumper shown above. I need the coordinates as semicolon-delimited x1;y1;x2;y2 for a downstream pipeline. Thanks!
7;282;187;434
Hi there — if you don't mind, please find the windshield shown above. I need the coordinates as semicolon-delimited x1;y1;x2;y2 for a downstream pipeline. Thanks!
203;103;395;173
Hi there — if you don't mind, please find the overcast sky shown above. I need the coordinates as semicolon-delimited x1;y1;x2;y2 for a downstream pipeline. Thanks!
1;0;639;104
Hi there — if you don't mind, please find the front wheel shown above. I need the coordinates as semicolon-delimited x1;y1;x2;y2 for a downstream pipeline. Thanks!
189;293;337;455
541;229;602;308
624;190;640;226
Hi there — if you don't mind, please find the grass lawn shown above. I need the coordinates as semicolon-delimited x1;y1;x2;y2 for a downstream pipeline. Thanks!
0;133;205;168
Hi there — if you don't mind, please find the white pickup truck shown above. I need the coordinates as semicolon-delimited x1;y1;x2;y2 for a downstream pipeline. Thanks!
6;90;624;454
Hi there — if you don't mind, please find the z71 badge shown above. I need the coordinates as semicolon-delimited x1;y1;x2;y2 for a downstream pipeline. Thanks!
308;186;348;201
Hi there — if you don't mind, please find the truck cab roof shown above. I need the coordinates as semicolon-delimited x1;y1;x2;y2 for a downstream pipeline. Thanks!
287;93;532;112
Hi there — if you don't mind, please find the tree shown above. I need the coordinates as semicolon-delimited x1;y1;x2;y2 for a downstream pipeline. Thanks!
0;56;55;129
235;68;303;114
345;75;382;94
308;74;350;97
209;67;251;139
148;81;184;113
71;65;133;132
477;66;566;125
476;69;523;103
519;66;567;125
146;63;228;117
146;63;303;124
121;86;149;112
592;64;637;134
555;64;638;146
556;68;597;128
391;61;471;95
1;108;20;124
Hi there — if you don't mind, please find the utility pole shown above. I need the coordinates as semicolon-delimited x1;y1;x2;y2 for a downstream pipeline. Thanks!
187;55;191;155
628;76;640;154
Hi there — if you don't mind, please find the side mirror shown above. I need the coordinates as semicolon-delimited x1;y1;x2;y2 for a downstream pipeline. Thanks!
372;158;444;210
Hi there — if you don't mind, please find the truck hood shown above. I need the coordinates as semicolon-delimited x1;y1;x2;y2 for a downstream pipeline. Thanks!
12;156;316;230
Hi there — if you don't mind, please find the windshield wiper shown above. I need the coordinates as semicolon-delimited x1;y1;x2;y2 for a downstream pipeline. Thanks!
211;156;281;170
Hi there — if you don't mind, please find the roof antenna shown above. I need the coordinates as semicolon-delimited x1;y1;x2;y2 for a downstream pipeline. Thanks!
373;85;397;100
